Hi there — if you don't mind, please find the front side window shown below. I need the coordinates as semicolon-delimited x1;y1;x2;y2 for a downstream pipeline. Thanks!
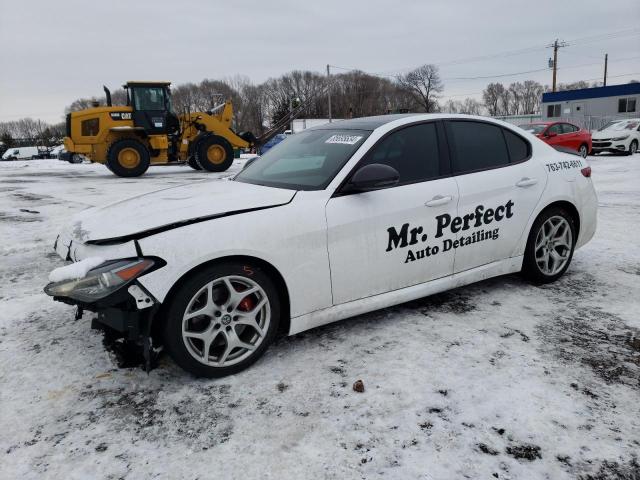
547;104;561;117
618;97;637;113
235;129;370;190
357;123;440;185
448;121;509;174
547;124;563;135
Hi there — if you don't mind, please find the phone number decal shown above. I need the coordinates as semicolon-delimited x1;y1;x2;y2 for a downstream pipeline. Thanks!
546;159;582;172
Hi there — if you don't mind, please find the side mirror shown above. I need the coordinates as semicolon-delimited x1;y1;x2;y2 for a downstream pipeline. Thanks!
346;163;400;192
546;131;557;138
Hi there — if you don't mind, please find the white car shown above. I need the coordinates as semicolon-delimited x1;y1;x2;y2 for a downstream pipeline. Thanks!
45;114;598;377
591;118;640;155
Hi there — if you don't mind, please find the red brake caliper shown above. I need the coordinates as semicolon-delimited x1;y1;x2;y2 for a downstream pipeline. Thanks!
237;285;255;312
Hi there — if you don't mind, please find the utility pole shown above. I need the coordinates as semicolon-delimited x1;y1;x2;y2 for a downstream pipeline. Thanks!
603;53;608;87
548;39;567;92
327;64;332;123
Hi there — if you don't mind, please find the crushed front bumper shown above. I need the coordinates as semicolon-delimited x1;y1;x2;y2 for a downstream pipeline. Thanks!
48;234;163;369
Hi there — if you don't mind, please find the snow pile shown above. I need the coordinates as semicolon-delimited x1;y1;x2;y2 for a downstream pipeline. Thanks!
48;256;105;282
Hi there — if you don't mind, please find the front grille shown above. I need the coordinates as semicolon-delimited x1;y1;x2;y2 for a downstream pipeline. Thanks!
593;141;612;147
65;113;71;137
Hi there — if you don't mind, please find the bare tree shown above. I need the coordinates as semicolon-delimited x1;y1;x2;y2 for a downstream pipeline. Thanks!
483;83;506;116
460;98;483;115
396;64;443;113
521;80;543;114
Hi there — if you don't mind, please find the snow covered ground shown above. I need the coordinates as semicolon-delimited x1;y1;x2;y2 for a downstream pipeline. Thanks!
0;156;638;479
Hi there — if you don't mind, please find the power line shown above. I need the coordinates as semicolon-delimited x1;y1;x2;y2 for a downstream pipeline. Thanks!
330;27;640;80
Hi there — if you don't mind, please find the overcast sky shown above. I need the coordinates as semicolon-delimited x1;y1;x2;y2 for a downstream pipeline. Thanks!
1;0;639;124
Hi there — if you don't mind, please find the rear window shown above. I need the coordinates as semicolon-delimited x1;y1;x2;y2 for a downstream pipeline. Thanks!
448;121;509;174
503;129;530;162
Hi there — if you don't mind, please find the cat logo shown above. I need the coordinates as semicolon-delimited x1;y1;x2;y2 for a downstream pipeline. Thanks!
109;112;132;121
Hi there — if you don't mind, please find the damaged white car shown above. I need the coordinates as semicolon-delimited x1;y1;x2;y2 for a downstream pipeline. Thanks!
45;114;597;377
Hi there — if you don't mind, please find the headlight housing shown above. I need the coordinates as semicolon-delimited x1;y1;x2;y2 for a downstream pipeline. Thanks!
45;258;157;303
612;135;629;141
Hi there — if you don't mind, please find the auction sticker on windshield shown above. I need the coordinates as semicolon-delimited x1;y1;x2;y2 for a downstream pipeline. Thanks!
325;134;363;145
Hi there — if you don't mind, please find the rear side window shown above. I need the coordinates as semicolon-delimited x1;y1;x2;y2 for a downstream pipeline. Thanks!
503;129;530;162
561;123;578;133
448;121;509;174
81;118;100;136
361;122;440;184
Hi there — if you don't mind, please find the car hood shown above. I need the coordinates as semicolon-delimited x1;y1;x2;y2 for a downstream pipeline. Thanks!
68;179;296;244
592;130;634;140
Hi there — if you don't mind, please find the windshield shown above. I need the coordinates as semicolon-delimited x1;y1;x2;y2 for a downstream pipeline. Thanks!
235;129;371;190
520;124;547;134
599;119;639;132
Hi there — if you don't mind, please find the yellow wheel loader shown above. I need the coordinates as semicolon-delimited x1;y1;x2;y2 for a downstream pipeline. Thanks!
62;81;258;177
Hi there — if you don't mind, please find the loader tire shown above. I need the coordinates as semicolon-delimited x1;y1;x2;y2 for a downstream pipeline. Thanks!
195;136;234;172
187;156;202;170
106;139;150;177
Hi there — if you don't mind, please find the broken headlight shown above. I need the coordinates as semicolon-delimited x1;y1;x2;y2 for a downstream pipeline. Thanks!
44;258;157;303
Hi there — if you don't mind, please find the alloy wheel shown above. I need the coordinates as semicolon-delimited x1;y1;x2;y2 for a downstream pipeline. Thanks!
181;275;270;367
534;215;573;276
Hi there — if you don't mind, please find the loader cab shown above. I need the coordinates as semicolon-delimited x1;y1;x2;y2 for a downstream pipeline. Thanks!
124;81;179;135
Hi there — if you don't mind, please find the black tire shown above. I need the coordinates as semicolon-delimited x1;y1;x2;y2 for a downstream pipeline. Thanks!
522;206;577;284
628;140;638;156
106;139;150;177
162;262;281;378
195;135;234;172
187;155;202;170
578;143;589;158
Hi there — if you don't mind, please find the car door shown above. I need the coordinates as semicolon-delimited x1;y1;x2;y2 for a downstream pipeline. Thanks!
560;123;580;150
444;120;547;273
325;122;459;305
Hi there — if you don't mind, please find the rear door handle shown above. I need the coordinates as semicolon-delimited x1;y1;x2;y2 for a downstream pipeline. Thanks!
516;177;538;188
425;195;453;207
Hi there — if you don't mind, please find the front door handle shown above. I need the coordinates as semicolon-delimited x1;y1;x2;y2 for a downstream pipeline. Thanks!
516;177;538;188
425;195;453;207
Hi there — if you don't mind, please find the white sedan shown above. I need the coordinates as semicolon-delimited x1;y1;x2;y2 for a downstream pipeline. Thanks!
591;118;640;155
45;114;598;377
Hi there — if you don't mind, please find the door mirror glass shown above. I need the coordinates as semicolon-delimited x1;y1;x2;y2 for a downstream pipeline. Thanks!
347;163;400;192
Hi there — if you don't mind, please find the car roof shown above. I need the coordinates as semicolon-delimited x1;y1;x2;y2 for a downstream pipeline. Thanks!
311;114;422;131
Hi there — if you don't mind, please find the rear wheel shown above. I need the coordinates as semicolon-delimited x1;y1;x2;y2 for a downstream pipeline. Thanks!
578;144;588;158
195;136;234;172
163;262;280;377
522;207;576;284
106;139;150;177
187;155;202;170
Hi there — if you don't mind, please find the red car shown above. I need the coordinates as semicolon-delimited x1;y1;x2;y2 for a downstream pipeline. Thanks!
520;121;592;158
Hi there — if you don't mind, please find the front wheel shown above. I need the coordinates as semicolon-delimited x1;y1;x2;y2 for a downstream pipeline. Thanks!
628;140;638;156
522;207;577;284
162;263;280;377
